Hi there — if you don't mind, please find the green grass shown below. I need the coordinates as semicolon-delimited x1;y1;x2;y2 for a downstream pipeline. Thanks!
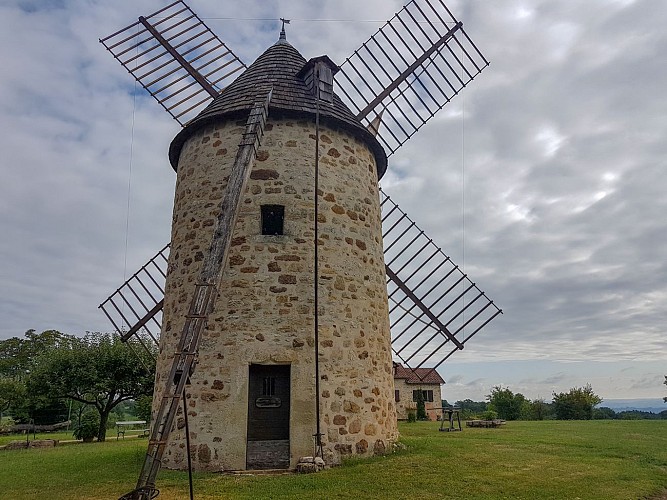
0;430;76;445
0;421;665;499
0;428;126;445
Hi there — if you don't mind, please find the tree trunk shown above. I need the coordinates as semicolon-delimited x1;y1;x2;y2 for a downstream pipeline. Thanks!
98;410;109;442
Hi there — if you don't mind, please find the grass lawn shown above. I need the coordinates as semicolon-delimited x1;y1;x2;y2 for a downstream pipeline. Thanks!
0;428;125;446
0;420;665;499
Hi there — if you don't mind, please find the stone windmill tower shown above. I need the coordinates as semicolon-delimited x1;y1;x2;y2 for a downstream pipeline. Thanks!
99;2;501;497
160;27;396;470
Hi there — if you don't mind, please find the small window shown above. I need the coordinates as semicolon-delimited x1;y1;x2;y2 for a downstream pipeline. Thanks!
261;205;285;235
412;390;434;403
395;390;400;402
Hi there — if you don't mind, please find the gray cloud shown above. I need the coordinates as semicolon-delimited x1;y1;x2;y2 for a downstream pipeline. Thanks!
0;1;665;391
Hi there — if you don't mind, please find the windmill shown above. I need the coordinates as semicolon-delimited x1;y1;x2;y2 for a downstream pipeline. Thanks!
98;1;502;498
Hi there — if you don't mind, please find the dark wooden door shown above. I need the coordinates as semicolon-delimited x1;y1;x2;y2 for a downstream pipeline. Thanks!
246;364;290;469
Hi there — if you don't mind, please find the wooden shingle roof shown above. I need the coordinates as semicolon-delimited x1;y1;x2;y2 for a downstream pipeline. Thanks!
169;37;388;177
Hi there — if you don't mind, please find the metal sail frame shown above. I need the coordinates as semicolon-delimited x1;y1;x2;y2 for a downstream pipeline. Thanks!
335;0;489;155
99;0;246;126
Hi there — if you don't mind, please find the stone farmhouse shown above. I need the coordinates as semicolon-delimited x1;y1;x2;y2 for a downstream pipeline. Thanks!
393;363;445;421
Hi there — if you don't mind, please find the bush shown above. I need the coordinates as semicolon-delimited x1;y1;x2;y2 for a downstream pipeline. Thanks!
74;410;100;442
0;417;15;434
480;409;498;421
407;410;417;423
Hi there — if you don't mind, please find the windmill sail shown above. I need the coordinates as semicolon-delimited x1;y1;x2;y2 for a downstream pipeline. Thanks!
99;244;168;354
381;189;502;380
99;0;246;126
335;0;489;155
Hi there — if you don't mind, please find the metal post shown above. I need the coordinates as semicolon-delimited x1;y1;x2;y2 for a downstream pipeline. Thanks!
313;68;323;458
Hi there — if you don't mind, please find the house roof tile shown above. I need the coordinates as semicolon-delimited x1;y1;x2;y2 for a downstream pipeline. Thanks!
393;363;445;385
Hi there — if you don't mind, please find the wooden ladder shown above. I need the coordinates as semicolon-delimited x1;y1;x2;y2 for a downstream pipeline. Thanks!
120;89;273;500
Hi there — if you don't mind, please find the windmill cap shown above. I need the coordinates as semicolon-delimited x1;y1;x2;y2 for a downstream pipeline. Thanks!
169;39;388;178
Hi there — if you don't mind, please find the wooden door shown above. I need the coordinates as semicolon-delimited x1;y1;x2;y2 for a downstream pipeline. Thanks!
246;364;290;469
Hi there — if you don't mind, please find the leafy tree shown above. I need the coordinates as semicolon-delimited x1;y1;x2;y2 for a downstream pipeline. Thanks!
1;331;80;425
74;408;100;442
455;399;488;413
135;395;153;423
529;398;551;421
487;386;527;420
552;384;602;420
28;332;155;442
0;378;25;418
0;329;76;379
593;406;616;420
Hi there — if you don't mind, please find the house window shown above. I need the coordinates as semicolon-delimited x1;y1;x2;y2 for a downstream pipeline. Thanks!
412;390;434;403
395;390;400;402
261;205;284;235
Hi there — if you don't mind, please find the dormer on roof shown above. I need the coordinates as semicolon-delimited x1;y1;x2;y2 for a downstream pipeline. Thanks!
296;55;339;105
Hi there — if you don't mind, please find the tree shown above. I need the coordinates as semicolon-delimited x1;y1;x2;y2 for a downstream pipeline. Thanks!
135;395;153;423
416;390;427;420
28;332;155;442
0;377;25;418
529;398;550;421
663;376;666;403
487;386;527;420
552;384;602;420
593;406;616;420
0;330;77;424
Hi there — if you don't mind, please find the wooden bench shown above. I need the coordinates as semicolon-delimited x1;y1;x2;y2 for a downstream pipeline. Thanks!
116;420;149;440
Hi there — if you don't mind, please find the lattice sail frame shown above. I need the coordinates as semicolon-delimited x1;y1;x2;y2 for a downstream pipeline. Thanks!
99;0;246;126
336;0;489;156
381;189;502;380
99;245;168;356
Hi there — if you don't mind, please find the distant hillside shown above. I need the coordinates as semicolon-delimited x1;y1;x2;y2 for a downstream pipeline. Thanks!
601;398;666;414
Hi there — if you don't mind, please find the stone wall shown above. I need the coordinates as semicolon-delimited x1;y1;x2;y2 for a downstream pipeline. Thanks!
154;114;398;471
394;379;443;421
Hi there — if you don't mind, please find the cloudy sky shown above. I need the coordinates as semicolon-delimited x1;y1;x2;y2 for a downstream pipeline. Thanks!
0;0;665;403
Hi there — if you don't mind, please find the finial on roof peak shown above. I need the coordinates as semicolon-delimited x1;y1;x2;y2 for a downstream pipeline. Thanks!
278;18;290;43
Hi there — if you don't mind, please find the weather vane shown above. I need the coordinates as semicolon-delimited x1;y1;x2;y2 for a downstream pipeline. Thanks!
280;17;291;39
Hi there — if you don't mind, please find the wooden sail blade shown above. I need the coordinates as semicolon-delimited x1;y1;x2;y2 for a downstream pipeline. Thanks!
99;244;169;352
336;0;489;155
381;189;502;377
100;0;246;126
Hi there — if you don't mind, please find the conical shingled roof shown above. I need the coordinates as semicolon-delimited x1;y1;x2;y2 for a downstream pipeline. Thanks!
169;37;387;178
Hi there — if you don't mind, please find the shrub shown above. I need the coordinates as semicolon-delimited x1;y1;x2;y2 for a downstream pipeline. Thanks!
0;417;15;434
407;410;417;423
480;409;498;421
74;410;100;442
